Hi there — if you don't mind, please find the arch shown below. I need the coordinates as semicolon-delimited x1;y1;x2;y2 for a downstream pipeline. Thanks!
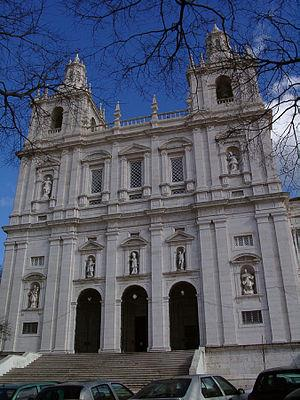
216;75;233;100
51;107;63;130
74;288;101;353
169;281;199;350
90;117;96;132
121;285;148;352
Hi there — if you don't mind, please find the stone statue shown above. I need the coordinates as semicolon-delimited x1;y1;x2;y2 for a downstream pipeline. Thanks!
86;256;95;278
42;176;52;199
28;283;40;308
241;268;255;295
227;152;239;173
130;251;139;275
176;248;185;270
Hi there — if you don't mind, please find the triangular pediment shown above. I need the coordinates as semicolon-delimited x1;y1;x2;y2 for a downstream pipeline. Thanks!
159;138;192;151
165;231;195;243
79;239;104;252
36;155;60;168
83;151;111;162
120;236;148;248
119;144;150;156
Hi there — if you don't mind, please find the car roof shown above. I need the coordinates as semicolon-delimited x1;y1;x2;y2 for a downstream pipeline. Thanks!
0;383;56;389
42;381;123;388
258;367;300;373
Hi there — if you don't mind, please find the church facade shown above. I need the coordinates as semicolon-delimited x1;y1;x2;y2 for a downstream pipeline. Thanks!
0;26;300;358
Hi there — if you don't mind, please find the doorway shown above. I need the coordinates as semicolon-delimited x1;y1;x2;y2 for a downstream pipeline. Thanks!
74;288;101;353
121;285;148;352
169;281;199;350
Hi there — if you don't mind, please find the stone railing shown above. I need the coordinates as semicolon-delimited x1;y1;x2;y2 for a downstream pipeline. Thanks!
217;97;234;104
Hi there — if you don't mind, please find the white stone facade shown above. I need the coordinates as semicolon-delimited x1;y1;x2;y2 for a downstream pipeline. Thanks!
0;28;300;358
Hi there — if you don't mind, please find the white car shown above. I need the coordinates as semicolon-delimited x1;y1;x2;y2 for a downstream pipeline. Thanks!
131;375;248;400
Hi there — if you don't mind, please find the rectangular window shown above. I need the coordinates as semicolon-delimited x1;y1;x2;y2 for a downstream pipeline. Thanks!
171;156;184;182
242;310;262;324
234;234;253;247
31;256;44;267
91;168;103;193
22;322;38;334
130;160;143;188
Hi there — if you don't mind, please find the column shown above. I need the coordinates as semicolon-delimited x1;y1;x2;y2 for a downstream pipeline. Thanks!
256;214;289;342
143;152;151;197
160;151;170;196
102;228;119;352
40;238;62;352
78;162;89;206
214;219;237;345
9;242;28;351
151;136;160;197
54;235;77;352
11;157;29;216
273;213;300;341
0;242;16;350
184;145;194;192
56;150;70;208
102;158;111;202
119;156;128;201
149;222;167;351
22;158;36;221
109;143;119;201
67;148;81;211
192;128;209;200
197;220;221;346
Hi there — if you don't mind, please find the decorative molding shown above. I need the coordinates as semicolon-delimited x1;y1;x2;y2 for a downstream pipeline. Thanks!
78;239;104;253
22;273;46;282
120;236;148;248
119;143;151;156
159;137;192;151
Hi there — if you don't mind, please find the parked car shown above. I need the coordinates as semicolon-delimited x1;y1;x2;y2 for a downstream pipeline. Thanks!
35;381;134;400
0;382;57;400
131;375;247;400
248;367;300;400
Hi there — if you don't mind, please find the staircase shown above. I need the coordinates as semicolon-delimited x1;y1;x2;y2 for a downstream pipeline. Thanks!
0;351;194;392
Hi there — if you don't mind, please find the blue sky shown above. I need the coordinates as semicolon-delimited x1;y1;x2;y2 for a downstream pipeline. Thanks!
0;0;299;265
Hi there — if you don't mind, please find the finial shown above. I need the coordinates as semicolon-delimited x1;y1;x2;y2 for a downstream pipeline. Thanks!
89;83;92;92
114;101;121;127
44;87;48;98
212;23;220;33
189;55;195;68
200;53;205;67
151;95;158;120
36;88;40;98
74;53;80;63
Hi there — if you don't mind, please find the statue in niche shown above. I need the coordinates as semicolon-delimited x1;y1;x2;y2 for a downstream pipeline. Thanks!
28;283;40;309
129;251;139;275
241;268;256;295
176;247;186;270
227;151;239;173
86;256;95;278
42;176;53;199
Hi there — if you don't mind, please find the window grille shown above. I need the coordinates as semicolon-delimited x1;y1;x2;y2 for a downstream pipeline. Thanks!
171;188;186;195
242;310;262;324
129;192;143;200
22;322;38;334
234;235;253;247
130;160;143;188
171;157;184;182
89;198;102;205
91;168;103;193
31;256;44;267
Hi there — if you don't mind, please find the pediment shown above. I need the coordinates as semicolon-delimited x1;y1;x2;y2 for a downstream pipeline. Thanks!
119;144;151;156
159;138;192;151
36;155;60;168
165;231;195;243
79;239;104;252
82;151;111;163
120;236;148;248
231;253;261;264
23;272;46;282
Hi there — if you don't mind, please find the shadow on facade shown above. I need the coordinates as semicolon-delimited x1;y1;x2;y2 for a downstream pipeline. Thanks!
169;281;199;350
121;285;148;352
74;288;101;353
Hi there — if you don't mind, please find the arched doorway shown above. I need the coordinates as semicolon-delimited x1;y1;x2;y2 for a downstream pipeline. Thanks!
121;285;148;352
169;282;199;350
74;288;101;353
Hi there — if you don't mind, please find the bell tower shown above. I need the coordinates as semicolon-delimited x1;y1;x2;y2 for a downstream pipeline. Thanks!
63;53;88;91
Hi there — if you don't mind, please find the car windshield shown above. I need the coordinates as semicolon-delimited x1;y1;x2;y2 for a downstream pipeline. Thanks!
37;386;83;400
0;389;17;400
134;379;191;399
256;371;300;393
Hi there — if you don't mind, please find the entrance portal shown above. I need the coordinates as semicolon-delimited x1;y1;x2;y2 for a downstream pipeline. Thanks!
74;289;101;353
121;285;148;352
169;282;199;350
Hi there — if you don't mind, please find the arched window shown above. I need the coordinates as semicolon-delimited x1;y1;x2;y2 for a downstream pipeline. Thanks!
216;75;233;101
90;117;96;132
51;107;63;130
